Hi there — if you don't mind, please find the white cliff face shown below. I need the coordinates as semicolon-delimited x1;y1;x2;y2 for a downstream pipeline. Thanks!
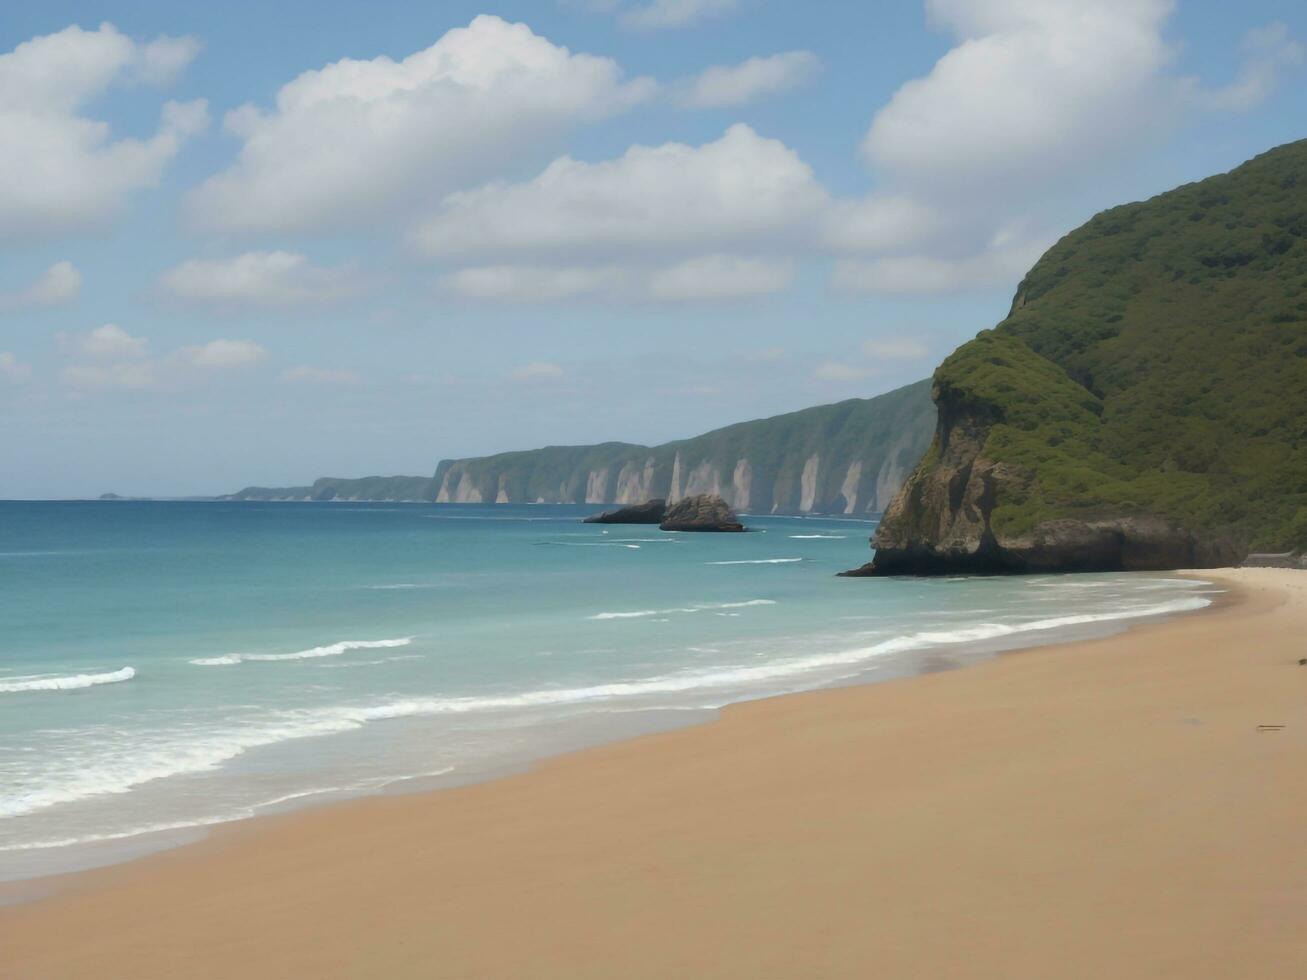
873;434;916;513
454;471;482;503
683;461;723;500
614;457;657;504
584;468;610;504
731;458;752;511
668;452;683;503
839;461;863;514
435;470;454;504
799;454;821;513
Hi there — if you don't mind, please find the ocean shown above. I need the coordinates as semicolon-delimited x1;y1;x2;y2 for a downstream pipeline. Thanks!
0;500;1215;881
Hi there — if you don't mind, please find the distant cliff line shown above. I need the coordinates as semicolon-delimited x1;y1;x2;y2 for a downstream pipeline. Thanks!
225;380;937;516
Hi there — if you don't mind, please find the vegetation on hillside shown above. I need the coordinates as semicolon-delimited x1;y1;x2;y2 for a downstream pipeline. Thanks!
931;139;1307;550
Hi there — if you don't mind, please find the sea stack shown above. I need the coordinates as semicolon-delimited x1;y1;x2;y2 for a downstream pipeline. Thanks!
583;499;667;524
659;494;746;532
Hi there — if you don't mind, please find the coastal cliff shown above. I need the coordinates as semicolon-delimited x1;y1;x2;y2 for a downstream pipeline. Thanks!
432;379;935;515
856;139;1307;575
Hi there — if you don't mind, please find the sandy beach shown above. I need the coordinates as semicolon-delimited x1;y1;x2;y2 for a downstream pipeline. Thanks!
3;567;1305;979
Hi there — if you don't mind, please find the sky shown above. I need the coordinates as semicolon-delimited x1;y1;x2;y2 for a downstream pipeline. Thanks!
0;0;1303;498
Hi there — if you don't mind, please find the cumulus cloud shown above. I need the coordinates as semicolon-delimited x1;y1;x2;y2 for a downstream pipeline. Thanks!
0;23;207;240
509;362;566;382
646;255;793;301
0;352;32;384
0;261;81;312
441;255;792;304
178;339;268;369
863;0;1177;197
280;365;360;386
59;325;267;390
186;16;653;236
827;0;1215;296
682;51;820;107
831;230;1049;296
417;124;826;260
157;252;369;310
63;323;149;360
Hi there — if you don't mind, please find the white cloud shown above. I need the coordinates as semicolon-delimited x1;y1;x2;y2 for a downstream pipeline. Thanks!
178;339;268;369
823;0;1211;296
280;365;360;386
0;352;32;384
812;361;873;383
682;51;819;107
621;0;739;30
862;338;930;361
59;325;266;390
821;195;946;254
645;255;793;301
442;265;617;303
417;124;826;261
1202;22;1304;110
441;255;791;304
64;323;149;360
831;232;1049;296
186;16;653;236
509;362;566;382
0;261;82;312
157;252;369;310
862;0;1176;198
0;23;206;240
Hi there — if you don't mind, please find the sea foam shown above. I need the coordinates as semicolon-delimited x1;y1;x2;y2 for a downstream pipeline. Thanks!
190;637;413;667
588;599;777;620
2;595;1208;822
707;558;804;565
0;667;135;694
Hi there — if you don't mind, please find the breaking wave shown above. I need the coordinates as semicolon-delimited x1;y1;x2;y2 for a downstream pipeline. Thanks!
0;667;136;694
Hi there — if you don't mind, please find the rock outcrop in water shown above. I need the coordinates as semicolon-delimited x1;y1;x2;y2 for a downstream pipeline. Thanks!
584;499;667;524
847;139;1307;576
659;494;746;532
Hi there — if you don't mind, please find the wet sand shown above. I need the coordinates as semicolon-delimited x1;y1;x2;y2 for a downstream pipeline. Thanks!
3;568;1305;979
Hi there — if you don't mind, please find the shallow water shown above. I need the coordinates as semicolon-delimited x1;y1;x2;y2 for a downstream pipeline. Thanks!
0;500;1214;880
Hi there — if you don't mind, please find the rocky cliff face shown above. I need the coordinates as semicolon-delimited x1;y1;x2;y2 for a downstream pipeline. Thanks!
850;381;1241;575
433;380;935;515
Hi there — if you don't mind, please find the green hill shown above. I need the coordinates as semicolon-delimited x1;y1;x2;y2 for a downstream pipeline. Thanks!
433;379;935;515
866;139;1307;574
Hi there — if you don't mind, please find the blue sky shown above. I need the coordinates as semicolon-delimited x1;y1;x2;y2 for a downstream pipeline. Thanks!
1;0;1303;497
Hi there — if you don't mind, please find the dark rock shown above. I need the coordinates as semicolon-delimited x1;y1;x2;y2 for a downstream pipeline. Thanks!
659;494;746;532
584;499;666;525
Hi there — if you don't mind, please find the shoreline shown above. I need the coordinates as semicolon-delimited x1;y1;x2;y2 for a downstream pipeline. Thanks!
0;574;1218;889
4;568;1304;978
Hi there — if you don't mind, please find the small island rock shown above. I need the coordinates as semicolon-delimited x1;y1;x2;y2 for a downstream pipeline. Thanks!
659;495;746;532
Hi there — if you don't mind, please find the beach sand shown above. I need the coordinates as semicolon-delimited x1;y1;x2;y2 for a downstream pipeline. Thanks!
3;567;1305;979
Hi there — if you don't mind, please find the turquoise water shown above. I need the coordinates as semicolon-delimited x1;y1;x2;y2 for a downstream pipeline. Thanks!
0;501;1215;880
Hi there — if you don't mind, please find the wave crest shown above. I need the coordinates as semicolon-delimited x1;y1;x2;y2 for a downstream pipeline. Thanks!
0;667;135;694
191;637;413;667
